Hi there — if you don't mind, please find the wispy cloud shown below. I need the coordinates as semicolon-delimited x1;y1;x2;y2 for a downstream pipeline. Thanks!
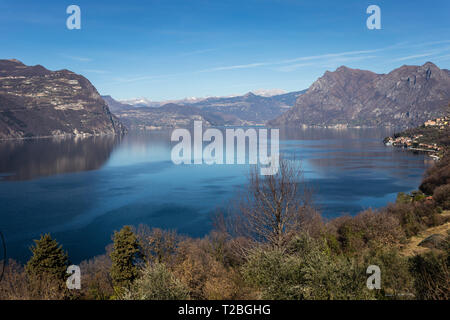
199;49;382;73
112;72;186;84
179;48;218;57
197;41;450;73
199;62;269;72
398;40;450;49
274;63;314;72
392;53;434;62
63;55;93;62
275;55;379;72
82;69;109;74
434;54;450;62
278;50;380;65
110;39;450;84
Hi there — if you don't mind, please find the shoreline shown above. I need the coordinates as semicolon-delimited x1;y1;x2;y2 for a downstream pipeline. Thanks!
0;131;124;142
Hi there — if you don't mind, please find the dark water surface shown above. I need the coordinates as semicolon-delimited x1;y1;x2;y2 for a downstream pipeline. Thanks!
0;128;434;263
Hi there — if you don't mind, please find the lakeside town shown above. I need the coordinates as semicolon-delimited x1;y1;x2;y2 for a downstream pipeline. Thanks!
384;116;450;160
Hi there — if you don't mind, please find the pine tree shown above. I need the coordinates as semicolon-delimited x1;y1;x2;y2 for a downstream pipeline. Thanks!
110;226;142;288
25;233;68;281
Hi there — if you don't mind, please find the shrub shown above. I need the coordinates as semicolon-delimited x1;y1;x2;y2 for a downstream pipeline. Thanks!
173;238;249;300
123;263;189;300
420;154;450;195
384;201;441;237
363;249;414;299
433;184;450;210
326;210;404;254
396;192;411;204
135;225;179;265
79;251;114;300
0;259;29;300
409;250;449;300
242;234;373;300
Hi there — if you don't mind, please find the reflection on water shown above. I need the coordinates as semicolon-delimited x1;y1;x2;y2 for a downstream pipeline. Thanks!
0;135;120;181
0;128;433;263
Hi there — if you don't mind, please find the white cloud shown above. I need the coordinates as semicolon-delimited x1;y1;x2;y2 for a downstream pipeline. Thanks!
199;62;269;72
63;55;93;62
392;53;434;62
82;69;109;74
199;49;385;73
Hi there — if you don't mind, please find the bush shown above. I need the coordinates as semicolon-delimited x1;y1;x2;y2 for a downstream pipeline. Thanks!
385;201;441;237
123;263;189;300
0;259;29;300
135;225;179;265
409;250;449;300
420;154;450;195
173;238;249;300
79;251;114;300
363;249;414;299
433;184;450;210
396;192;412;204
326;210;404;254
241;235;373;300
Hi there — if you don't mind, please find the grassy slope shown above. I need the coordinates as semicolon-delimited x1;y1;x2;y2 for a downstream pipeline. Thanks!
400;211;450;257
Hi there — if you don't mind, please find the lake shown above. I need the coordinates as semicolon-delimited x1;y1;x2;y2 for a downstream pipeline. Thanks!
0;127;434;263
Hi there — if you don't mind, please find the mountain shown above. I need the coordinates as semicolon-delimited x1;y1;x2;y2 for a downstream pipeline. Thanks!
175;90;306;124
110;102;243;130
251;89;287;97
102;95;135;112
269;62;450;128
118;97;162;108
0;59;126;140
104;90;306;127
118;97;207;108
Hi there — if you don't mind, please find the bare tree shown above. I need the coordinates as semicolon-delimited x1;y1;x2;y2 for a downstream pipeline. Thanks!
135;225;180;265
224;158;321;251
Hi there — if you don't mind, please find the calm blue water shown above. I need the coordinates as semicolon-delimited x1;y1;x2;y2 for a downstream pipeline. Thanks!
0;128;433;263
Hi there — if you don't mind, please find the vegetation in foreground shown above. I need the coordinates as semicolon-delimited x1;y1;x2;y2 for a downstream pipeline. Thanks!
1;154;449;300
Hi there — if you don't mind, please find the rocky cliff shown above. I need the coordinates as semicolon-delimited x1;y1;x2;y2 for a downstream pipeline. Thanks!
0;59;126;139
269;62;450;128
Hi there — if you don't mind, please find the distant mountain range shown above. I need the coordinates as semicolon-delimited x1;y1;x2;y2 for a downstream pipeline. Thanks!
0;59;125;140
103;89;306;127
269;62;450;128
108;102;243;130
180;90;305;123
2;58;450;139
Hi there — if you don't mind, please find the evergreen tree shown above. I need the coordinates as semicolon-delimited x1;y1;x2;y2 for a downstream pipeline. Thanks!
110;226;142;288
25;233;68;281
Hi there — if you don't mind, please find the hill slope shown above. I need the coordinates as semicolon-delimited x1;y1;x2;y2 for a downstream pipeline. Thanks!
269;62;450;128
0;59;126;139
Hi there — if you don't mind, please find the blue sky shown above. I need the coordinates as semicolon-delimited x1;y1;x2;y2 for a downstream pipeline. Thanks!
1;0;450;100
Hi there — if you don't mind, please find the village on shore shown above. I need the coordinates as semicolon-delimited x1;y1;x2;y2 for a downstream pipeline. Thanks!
384;116;450;160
